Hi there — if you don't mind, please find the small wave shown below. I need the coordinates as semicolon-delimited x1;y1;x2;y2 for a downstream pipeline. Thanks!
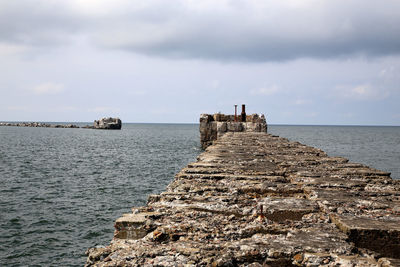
83;230;103;240
29;219;50;227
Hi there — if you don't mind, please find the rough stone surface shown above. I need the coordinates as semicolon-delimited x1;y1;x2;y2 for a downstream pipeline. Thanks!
86;132;400;267
93;117;122;130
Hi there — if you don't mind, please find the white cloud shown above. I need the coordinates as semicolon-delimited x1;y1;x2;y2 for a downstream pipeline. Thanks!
306;112;318;118
211;80;220;89
352;84;369;96
250;85;279;96
87;106;120;113
128;90;147;96
281;111;294;117
31;82;64;95
334;83;389;101
294;99;312;105
0;42;28;57
341;112;355;118
5;105;29;111
54;106;79;112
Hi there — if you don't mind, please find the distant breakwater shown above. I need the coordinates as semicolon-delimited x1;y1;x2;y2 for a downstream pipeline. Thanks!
0;122;81;128
0;117;122;130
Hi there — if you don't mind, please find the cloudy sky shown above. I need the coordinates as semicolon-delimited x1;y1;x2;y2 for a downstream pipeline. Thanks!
1;0;400;124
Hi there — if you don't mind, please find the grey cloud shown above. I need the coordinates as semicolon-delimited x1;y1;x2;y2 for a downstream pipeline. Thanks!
1;0;400;61
0;1;82;46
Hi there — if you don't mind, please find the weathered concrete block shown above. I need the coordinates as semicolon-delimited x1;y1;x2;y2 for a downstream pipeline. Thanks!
114;214;148;239
216;121;227;133
114;212;160;240
331;214;400;259
226;122;243;131
200;114;213;123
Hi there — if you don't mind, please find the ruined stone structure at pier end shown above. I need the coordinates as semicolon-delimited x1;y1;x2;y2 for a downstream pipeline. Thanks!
86;126;400;266
200;105;267;149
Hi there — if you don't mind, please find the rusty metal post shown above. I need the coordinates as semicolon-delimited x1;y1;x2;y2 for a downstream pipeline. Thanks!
241;104;246;122
234;105;237;122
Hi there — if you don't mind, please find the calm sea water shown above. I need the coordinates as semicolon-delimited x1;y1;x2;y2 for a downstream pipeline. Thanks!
268;125;400;180
0;124;201;267
0;124;399;266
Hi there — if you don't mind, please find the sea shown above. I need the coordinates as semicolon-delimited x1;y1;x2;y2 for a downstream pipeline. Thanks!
0;123;399;266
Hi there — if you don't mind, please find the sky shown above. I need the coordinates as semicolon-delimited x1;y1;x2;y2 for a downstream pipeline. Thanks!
1;0;400;125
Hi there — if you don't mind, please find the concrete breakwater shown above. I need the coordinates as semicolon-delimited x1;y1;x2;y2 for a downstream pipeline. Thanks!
0;117;122;129
0;122;80;128
85;129;400;265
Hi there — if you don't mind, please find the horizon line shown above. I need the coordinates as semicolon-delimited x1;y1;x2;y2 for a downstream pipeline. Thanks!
1;120;399;127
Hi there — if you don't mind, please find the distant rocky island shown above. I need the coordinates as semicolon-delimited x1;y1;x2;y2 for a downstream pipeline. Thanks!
94;117;122;130
0;117;122;130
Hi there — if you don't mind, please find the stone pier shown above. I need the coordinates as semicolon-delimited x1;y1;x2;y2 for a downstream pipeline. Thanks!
86;130;400;266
